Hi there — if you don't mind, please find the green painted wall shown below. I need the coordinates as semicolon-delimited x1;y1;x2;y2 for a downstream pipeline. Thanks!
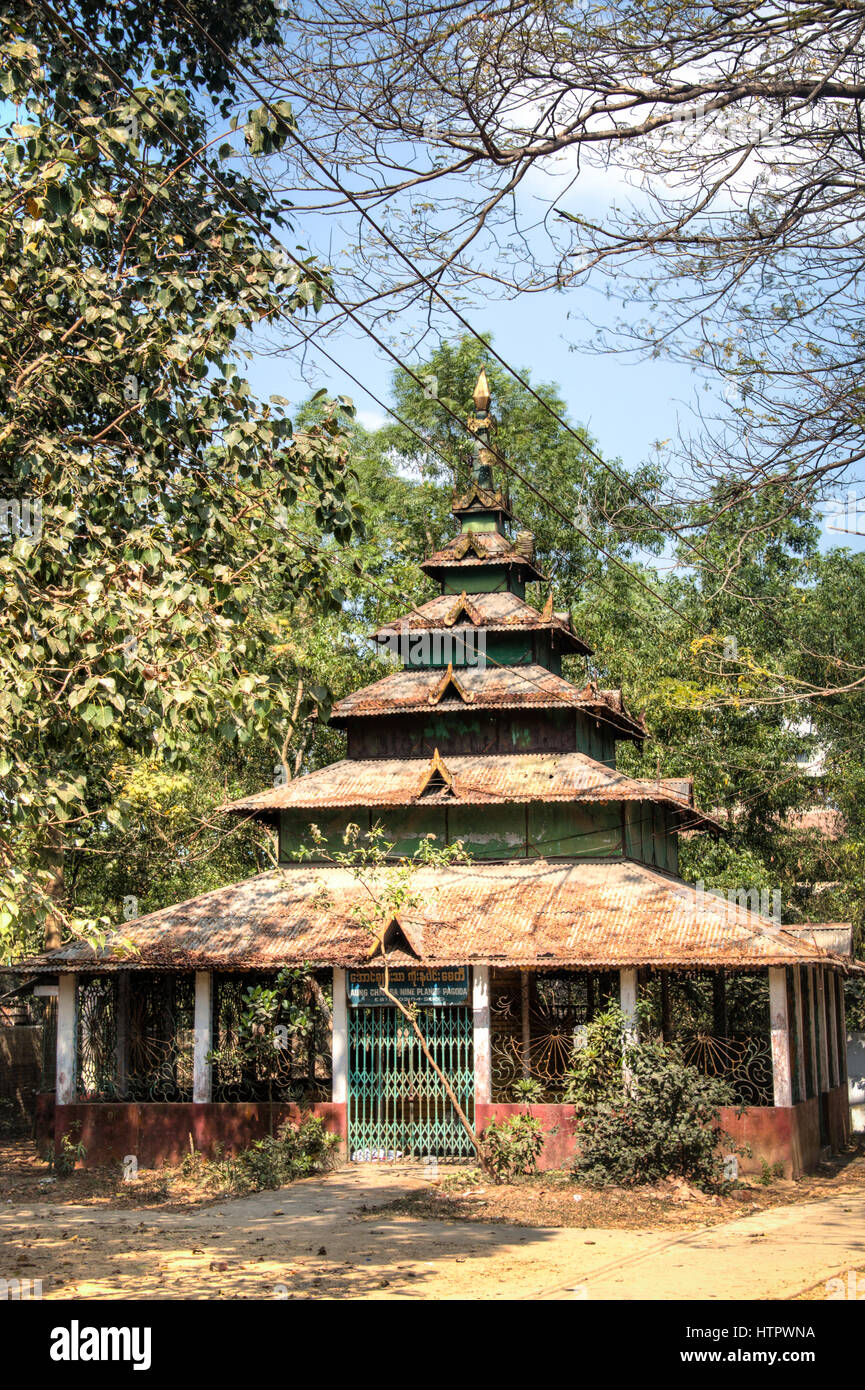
279;807;358;861
448;805;527;858
400;630;534;669
575;713;617;767
443;569;525;599
362;807;447;857
624;802;678;873
528;802;622;857
280;798;677;866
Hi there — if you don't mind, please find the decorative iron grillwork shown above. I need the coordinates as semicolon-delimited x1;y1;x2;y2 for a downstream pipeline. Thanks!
126;973;194;1102
76;976;117;1099
680;1034;774;1107
212;972;332;1103
348;1005;474;1160
490;970;617;1102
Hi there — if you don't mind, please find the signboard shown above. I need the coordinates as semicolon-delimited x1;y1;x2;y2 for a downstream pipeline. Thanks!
347;966;470;1008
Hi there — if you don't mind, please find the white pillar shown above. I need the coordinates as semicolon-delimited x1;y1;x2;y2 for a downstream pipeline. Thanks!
619;968;638;1043
793;967;806;1103
817;967;831;1093
56;973;77;1105
827;972;840;1088
472;965;491;1104
193;971;212;1103
807;968;819;1098
332;967;348;1104
619;968;638;1091
768;966;793;1107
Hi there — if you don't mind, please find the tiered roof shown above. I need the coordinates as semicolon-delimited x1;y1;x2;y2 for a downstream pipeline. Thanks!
14;370;853;975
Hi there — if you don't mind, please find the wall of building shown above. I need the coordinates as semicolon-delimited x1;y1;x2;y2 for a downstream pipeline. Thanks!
718;1086;850;1178
53;1089;849;1175
280;800;657;864
475;1102;579;1171
0;1025;42;1121
54;1102;347;1169
848;1030;865;1134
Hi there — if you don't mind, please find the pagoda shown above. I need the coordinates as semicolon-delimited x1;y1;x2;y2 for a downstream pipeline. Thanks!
16;373;853;1175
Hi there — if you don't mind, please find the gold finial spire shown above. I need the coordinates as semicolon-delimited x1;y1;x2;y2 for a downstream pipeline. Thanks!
472;367;491;414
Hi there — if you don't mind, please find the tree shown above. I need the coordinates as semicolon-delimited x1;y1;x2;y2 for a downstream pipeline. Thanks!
263;1;865;508
0;2;362;955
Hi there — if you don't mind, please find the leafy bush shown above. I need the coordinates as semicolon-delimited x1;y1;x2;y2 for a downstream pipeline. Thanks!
564;1004;738;1190
510;1077;546;1104
50;1124;86;1176
182;1115;339;1195
480;1113;545;1182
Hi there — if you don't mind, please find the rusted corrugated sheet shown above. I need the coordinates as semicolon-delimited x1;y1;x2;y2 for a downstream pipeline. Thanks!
420;531;544;580
224;752;712;826
330;666;644;734
13;862;847;974
370;592;592;655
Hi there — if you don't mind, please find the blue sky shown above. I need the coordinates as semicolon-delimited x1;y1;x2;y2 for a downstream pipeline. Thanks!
247;252;865;560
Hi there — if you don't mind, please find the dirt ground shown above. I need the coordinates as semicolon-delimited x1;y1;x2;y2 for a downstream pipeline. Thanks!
2;1134;865;1300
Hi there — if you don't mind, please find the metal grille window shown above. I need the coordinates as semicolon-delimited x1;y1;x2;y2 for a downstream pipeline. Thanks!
644;969;774;1107
76;976;117;1099
212;971;332;1103
490;969;618;1102
125;973;194;1103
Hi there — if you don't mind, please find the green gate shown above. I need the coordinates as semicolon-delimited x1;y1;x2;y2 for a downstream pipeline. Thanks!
348;1006;474;1160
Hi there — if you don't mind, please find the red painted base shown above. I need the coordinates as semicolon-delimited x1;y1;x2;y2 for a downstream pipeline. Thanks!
476;1102;578;1171
49;1085;851;1175
720;1084;851;1178
54;1101;347;1169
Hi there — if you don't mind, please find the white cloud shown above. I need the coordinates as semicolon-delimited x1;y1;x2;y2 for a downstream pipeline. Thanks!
356;409;387;432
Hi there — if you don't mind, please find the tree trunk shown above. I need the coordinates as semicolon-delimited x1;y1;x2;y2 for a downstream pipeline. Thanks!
41;822;65;951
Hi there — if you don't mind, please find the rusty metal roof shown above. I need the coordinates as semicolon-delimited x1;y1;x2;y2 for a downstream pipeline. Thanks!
330;666;644;736
224;752;714;826
451;482;511;516
13;861;848;973
420;530;545;581
370;591;592;655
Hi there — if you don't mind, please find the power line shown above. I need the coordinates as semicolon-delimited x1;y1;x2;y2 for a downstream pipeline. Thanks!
32;0;850;711
23;1;864;726
6;32;845;822
167;0;865;679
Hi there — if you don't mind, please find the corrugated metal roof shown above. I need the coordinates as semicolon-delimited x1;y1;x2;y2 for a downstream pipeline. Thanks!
13;861;847;973
370;592;592;655
451;482;511;515
330;666;644;735
224;752;713;825
420;531;545;581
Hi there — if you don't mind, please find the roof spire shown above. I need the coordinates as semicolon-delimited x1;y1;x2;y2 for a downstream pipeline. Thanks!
473;366;491;414
468;366;496;490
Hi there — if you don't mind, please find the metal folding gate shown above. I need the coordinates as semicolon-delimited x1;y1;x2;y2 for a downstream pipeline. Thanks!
348;1006;474;1160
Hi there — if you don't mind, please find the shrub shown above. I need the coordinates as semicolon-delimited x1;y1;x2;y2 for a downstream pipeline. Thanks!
50;1124;86;1176
564;1004;738;1190
182;1115;340;1195
481;1113;545;1182
510;1077;546;1104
